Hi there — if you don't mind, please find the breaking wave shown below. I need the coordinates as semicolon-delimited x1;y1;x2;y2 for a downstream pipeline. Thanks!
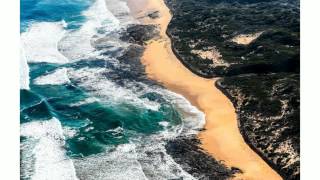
20;0;206;179
33;68;70;85
20;48;30;90
21;21;68;64
20;118;78;180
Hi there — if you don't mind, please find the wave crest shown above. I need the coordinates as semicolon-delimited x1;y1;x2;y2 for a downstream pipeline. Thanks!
21;118;78;180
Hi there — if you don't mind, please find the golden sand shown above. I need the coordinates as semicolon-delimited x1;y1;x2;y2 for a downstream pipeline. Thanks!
128;0;282;179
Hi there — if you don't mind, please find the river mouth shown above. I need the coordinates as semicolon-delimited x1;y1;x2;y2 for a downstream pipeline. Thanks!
137;0;282;179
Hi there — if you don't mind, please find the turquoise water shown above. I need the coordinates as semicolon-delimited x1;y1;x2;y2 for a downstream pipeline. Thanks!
21;62;182;157
20;0;204;179
20;0;92;31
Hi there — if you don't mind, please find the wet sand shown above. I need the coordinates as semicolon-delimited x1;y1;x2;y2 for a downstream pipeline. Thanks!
128;0;282;179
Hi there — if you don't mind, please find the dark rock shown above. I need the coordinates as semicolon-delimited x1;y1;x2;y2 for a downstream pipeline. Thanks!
120;24;159;45
231;167;242;174
115;44;159;87
165;135;235;180
147;11;160;19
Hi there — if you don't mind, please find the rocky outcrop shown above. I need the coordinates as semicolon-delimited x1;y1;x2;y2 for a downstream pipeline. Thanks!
120;24;159;45
147;11;160;19
165;135;235;180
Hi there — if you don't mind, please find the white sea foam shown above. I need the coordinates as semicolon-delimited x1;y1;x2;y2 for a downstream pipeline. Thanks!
83;0;120;32
67;66;205;134
164;90;206;135
159;121;169;127
21;0;124;63
73;133;196;180
59;0;121;61
33;68;70;85
20;118;78;180
69;84;201;179
21;138;36;179
136;138;196;180
67;67;161;111
21;21;68;64
123;82;206;135
69;97;100;107
105;0;137;25
20;47;30;90
73;144;148;180
63;126;78;139
20;0;205;179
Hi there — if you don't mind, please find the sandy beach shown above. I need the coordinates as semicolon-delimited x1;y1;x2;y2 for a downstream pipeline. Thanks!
127;0;282;179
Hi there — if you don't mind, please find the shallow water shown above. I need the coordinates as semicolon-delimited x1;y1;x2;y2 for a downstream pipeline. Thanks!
20;0;204;179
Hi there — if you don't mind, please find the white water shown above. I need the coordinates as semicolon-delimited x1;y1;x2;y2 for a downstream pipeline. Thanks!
73;144;148;180
20;21;67;90
64;65;204;179
66;67;204;180
33;68;70;85
69;97;100;107
67;67;161;111
20;47;30;90
20;118;78;180
20;0;206;179
105;0;138;25
135;138;196;180
73;141;196;180
21;21;68;64
58;0;122;61
164;90;206;135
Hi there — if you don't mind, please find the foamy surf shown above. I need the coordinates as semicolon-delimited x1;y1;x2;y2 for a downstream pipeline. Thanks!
20;47;30;90
164;90;206;135
73;144;148;180
66;65;205;135
132;83;206;135
20;0;207;179
33;68;70;85
136;138;196;180
20;118;78;180
105;0;138;25
69;97;100;107
67;67;161;111
66;67;203;180
59;0;122;61
21;21;68;64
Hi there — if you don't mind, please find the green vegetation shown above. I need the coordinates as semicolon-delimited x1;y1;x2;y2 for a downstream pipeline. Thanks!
218;74;299;179
165;0;300;178
166;0;299;76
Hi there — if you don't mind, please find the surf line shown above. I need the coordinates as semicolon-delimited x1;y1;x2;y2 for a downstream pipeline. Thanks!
128;0;283;179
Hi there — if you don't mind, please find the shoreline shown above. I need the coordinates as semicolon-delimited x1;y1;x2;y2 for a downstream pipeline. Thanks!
128;0;282;179
215;79;287;179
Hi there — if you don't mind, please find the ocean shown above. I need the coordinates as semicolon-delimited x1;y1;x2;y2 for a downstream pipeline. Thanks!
20;0;205;179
